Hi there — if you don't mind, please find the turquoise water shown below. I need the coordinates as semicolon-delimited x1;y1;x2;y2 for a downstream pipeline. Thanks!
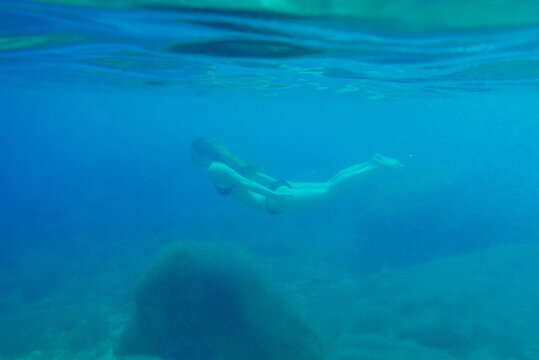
1;1;539;359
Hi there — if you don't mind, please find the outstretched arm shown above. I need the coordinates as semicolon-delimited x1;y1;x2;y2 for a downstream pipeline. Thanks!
252;172;277;187
209;162;279;199
237;175;280;199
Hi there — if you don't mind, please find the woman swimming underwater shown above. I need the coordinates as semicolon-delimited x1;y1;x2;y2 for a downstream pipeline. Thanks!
191;137;403;214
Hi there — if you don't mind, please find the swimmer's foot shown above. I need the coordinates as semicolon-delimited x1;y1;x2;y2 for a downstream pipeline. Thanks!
371;154;404;171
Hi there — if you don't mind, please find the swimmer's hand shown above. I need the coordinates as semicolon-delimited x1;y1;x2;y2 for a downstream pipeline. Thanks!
275;193;297;204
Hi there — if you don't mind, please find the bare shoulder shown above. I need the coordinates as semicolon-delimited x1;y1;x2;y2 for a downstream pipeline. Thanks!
208;162;238;182
208;161;232;174
208;162;243;189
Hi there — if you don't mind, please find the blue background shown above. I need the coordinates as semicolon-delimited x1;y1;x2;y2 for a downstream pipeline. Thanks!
1;1;539;359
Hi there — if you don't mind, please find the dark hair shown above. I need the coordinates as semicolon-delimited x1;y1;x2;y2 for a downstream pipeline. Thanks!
191;137;262;178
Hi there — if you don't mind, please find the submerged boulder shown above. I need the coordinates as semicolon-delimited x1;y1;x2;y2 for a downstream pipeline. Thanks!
115;241;323;360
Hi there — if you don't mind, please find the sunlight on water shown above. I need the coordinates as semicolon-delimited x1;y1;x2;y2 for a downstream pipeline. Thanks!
32;0;539;32
1;0;539;97
0;35;58;51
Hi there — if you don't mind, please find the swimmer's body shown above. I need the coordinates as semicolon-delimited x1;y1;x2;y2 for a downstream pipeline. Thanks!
191;137;403;214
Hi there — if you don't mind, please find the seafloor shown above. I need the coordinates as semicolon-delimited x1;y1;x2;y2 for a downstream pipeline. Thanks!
1;240;538;360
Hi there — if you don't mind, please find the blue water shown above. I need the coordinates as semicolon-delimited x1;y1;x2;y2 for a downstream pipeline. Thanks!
1;1;539;359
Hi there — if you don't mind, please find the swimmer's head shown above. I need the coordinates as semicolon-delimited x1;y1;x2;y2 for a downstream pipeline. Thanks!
191;137;225;168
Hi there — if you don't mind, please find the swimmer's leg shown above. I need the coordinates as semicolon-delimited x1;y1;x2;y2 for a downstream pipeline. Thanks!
280;154;402;212
327;154;403;196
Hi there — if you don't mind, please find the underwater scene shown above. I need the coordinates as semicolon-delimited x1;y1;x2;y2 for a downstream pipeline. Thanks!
1;0;539;359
